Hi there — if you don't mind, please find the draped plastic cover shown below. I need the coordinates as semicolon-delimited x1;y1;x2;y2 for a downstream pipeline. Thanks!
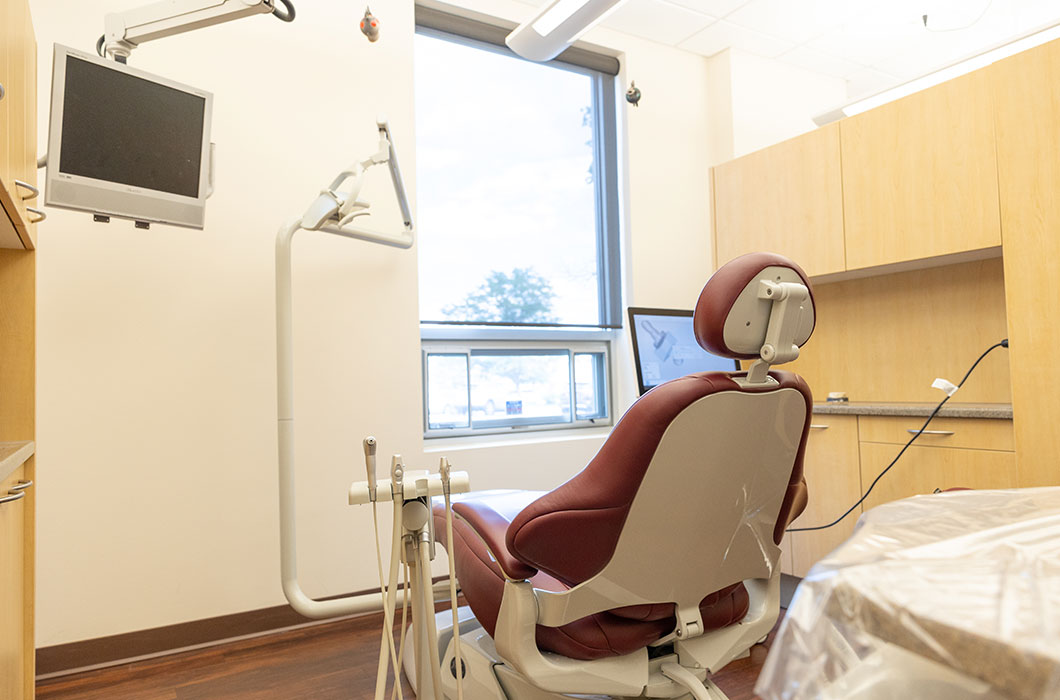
756;487;1060;700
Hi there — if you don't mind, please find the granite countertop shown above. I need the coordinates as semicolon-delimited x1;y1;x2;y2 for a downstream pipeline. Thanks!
0;441;34;484
813;402;1013;419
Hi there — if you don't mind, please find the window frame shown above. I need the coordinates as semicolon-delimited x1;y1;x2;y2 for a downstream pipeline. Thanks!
414;11;623;438
421;338;613;439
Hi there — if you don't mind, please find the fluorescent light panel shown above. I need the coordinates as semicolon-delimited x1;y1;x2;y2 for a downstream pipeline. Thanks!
816;21;1060;125
533;0;592;36
507;0;626;62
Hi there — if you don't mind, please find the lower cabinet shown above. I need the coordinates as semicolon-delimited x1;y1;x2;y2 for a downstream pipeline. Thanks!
0;466;25;700
787;416;861;578
858;442;1017;509
784;414;1016;579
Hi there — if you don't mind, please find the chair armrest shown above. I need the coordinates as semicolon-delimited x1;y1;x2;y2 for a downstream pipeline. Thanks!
453;501;538;581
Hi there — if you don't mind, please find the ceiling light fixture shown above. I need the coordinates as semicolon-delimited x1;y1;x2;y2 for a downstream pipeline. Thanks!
814;20;1060;126
506;0;629;62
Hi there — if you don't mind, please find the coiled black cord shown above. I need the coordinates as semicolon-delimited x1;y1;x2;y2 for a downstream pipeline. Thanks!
787;338;1009;533
272;0;296;22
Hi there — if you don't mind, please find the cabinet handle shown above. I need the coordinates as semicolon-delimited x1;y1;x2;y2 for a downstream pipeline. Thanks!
9;480;32;492
14;180;39;201
0;82;4;101
908;429;955;436
809;424;830;430
0;490;25;506
26;207;46;224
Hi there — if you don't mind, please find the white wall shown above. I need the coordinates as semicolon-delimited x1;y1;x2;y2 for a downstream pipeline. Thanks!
31;0;719;646
707;48;847;161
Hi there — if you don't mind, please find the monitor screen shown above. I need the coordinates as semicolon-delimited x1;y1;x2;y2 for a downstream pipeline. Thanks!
45;45;213;229
59;56;206;198
628;307;740;395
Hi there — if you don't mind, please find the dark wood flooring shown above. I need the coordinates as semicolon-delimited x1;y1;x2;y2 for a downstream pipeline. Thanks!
37;610;776;699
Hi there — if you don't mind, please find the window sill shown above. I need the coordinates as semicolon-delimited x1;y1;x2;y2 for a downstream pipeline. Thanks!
424;424;611;453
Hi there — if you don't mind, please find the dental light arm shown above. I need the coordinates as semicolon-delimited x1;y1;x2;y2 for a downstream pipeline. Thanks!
103;0;289;60
298;119;414;248
276;119;415;619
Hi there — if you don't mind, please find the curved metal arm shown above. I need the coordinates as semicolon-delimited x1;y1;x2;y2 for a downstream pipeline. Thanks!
0;491;26;506
14;180;38;201
275;218;412;618
274;119;415;619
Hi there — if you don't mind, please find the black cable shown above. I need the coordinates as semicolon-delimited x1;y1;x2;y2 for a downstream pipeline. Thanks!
272;0;296;22
787;338;1009;533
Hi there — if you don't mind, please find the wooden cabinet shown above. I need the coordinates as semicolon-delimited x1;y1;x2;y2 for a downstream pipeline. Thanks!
858;442;1016;510
858;416;1013;452
840;70;1000;270
788;415;861;578
992;38;1060;489
0;0;39;250
785;414;1016;578
0;250;35;700
1;466;26;700
0;0;37;695
713;124;845;277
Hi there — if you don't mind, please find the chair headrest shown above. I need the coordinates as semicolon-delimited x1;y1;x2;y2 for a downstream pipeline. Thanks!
693;252;815;362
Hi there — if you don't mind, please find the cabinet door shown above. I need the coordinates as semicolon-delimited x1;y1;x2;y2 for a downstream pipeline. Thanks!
858;416;1014;452
788;415;861;577
713;124;845;277
993;38;1060;489
841;70;1001;269
859;442;1017;510
0;0;11;189
3;0;28;226
0;467;25;700
19;4;36;249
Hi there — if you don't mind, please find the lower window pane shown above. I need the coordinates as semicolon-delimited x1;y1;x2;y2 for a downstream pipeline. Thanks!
426;354;469;430
574;352;607;420
470;352;571;427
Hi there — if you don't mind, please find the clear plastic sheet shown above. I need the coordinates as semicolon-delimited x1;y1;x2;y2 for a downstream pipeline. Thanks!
756;487;1060;700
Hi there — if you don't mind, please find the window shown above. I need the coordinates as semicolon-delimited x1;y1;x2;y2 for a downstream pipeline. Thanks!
415;11;621;437
422;342;609;436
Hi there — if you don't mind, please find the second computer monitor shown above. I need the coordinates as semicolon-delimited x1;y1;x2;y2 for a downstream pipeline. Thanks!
628;307;741;395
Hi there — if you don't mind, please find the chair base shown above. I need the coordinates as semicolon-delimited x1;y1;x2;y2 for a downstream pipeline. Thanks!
401;608;747;700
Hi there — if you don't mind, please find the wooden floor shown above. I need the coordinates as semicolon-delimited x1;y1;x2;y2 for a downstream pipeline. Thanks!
37;611;777;700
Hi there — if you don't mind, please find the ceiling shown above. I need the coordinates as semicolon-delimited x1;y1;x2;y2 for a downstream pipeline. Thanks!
516;0;1060;99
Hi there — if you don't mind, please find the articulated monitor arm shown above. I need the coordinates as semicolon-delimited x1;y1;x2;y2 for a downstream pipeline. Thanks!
103;0;293;61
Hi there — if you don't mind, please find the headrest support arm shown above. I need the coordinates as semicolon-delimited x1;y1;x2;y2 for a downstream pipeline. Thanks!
743;280;811;385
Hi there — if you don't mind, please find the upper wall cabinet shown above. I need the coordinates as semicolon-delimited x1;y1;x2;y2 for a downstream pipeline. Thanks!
712;124;844;277
0;0;39;250
992;38;1060;488
840;71;1000;270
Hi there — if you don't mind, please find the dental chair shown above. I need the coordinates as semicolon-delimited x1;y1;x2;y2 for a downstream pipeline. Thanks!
415;252;816;700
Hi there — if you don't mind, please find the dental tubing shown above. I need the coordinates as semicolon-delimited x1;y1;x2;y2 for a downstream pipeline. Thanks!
441;459;464;700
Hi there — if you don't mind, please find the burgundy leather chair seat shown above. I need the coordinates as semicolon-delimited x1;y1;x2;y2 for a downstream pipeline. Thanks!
433;491;750;661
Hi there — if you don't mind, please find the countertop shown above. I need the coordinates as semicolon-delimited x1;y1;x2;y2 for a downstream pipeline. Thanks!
0;441;34;484
813;402;1013;419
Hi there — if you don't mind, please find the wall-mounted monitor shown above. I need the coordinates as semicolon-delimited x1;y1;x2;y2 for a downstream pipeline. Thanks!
628;307;741;395
45;44;213;229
